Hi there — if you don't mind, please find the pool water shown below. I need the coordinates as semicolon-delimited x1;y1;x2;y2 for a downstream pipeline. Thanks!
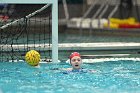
0;60;140;93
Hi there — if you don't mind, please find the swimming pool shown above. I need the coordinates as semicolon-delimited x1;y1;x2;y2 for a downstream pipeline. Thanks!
0;60;140;93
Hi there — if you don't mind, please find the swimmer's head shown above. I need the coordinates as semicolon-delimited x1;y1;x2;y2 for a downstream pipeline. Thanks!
69;52;82;69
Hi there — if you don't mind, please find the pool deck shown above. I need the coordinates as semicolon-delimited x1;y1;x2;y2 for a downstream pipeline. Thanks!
58;42;140;50
1;42;140;61
1;42;140;51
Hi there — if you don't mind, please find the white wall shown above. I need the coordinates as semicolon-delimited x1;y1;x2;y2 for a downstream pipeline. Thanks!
87;0;140;5
136;0;140;5
87;0;96;5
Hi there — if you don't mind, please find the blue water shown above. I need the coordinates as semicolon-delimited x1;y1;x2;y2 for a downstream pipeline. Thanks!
0;60;140;93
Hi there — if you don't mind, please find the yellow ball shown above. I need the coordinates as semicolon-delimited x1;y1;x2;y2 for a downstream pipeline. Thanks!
25;50;40;66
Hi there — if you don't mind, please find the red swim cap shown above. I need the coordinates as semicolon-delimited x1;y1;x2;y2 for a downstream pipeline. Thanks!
69;52;81;59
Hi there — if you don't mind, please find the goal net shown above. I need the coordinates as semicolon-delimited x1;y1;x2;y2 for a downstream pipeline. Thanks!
0;4;53;62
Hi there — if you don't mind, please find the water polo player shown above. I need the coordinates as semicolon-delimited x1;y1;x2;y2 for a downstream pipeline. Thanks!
62;52;97;73
69;52;82;70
